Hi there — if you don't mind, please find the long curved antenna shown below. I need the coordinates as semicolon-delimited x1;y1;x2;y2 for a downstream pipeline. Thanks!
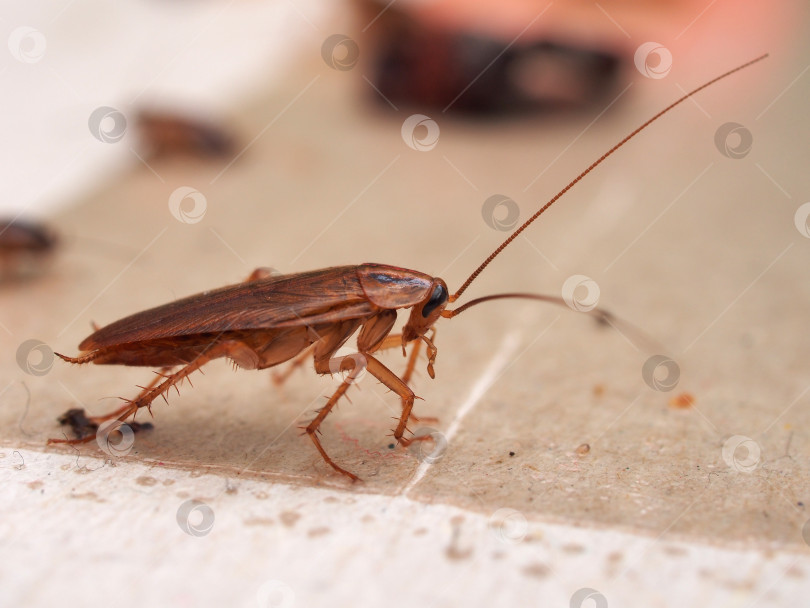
441;292;663;353
450;53;769;302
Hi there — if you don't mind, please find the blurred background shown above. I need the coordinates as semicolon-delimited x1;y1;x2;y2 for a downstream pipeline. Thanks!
2;0;800;218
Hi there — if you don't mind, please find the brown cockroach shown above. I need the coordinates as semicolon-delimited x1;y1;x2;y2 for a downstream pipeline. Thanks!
0;218;58;282
52;55;767;481
135;109;235;159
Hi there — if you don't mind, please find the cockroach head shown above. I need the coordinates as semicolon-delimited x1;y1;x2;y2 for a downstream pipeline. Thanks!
402;278;449;343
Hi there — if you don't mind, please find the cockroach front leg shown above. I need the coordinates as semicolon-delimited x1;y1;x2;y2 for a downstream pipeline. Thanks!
370;333;438;424
307;352;427;480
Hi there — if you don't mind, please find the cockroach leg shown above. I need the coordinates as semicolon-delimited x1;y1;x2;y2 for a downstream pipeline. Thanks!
50;344;245;445
369;334;437;424
304;364;364;482
51;366;175;443
420;329;438;380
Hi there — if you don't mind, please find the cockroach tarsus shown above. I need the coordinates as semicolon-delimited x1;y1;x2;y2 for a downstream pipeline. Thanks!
51;55;768;481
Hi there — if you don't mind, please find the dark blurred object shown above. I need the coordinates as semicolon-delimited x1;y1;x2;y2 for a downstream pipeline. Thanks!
57;407;153;441
0;218;58;282
365;10;623;116
136;110;236;159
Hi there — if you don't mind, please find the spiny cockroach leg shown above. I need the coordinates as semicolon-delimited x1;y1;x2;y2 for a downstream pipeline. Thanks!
305;364;364;481
50;346;235;445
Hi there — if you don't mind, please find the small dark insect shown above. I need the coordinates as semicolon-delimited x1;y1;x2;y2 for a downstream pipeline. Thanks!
136;109;235;159
0;218;58;282
52;56;767;481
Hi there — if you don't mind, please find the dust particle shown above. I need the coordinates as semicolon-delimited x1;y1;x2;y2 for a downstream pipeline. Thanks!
669;392;695;409
593;384;605;397
136;476;157;487
244;518;274;527
27;481;43;491
279;511;301;527
71;491;104;502
575;443;590;456
523;563;550;579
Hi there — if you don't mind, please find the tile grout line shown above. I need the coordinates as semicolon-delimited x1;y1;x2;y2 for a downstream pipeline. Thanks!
401;328;525;497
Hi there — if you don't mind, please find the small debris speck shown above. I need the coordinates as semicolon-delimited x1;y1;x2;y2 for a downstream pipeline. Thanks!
575;443;590;455
509;451;515;457
669;392;696;409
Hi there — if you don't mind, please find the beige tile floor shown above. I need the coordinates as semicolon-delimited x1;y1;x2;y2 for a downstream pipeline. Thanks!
2;10;810;606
